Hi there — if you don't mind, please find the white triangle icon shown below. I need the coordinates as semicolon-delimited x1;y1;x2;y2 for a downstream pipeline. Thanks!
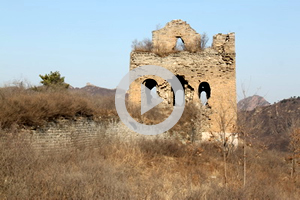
141;84;164;115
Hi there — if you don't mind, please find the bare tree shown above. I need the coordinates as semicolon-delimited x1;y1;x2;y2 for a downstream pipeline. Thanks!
200;32;209;50
237;116;251;188
131;38;153;52
237;86;265;188
156;23;162;30
289;125;300;179
214;101;237;188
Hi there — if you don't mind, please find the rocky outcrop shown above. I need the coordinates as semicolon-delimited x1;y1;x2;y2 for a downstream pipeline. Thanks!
237;95;270;111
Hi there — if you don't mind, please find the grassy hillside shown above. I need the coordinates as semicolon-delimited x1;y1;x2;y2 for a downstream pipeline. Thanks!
0;85;299;199
0;86;117;129
1;131;299;199
238;97;300;151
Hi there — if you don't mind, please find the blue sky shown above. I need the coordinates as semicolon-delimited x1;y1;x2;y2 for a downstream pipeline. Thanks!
0;0;299;103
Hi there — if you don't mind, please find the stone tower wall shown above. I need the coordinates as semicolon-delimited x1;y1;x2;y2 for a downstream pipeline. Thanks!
152;20;201;52
129;20;237;134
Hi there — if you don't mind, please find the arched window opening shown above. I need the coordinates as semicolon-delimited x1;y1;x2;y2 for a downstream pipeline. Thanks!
142;79;158;104
151;86;158;98
200;91;208;105
172;75;194;106
198;82;211;106
175;90;184;106
175;37;185;51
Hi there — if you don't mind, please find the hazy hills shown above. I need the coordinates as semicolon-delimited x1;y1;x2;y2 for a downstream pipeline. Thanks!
72;84;299;151
239;96;300;151
70;83;116;96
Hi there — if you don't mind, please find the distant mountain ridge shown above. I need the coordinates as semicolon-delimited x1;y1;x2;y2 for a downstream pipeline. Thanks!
237;95;270;111
70;83;116;96
239;96;300;151
69;84;299;151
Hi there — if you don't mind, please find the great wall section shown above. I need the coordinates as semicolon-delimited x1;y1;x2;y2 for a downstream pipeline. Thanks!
6;19;238;151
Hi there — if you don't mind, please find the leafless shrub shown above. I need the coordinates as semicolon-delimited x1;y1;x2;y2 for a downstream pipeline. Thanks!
155;23;162;30
126;101;171;125
182;37;201;53
0;86;117;130
169;102;201;142
131;38;153;52
201;32;209;50
289;124;300;179
152;44;177;57
138;138;190;158
132;32;210;57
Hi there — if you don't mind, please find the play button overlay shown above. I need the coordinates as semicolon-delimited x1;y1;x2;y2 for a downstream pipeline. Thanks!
140;84;164;115
115;65;185;135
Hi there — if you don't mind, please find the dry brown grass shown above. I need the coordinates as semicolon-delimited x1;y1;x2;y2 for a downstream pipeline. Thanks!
1;129;299;199
126;103;172;125
1;85;300;199
168;102;200;142
0;86;117;129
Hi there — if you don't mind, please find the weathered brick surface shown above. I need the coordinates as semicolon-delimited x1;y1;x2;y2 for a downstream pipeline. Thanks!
152;19;201;52
5;119;109;152
0;119;176;152
129;20;237;135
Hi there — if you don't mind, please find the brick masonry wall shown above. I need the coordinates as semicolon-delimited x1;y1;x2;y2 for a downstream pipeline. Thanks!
152;19;201;52
129;49;236;133
0;119;238;152
0;119;110;153
129;20;236;134
0;118;176;152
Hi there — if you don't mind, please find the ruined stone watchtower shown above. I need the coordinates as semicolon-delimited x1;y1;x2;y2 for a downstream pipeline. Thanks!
129;19;237;137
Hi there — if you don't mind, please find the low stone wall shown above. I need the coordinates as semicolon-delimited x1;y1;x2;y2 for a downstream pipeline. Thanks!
29;119;109;152
0;119;111;153
0;118;238;153
0;118;175;153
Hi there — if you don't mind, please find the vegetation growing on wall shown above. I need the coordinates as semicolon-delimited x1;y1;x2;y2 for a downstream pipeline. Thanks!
132;32;209;57
0;85;117;129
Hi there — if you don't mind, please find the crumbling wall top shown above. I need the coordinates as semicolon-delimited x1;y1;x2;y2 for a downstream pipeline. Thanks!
152;19;201;52
212;32;235;53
